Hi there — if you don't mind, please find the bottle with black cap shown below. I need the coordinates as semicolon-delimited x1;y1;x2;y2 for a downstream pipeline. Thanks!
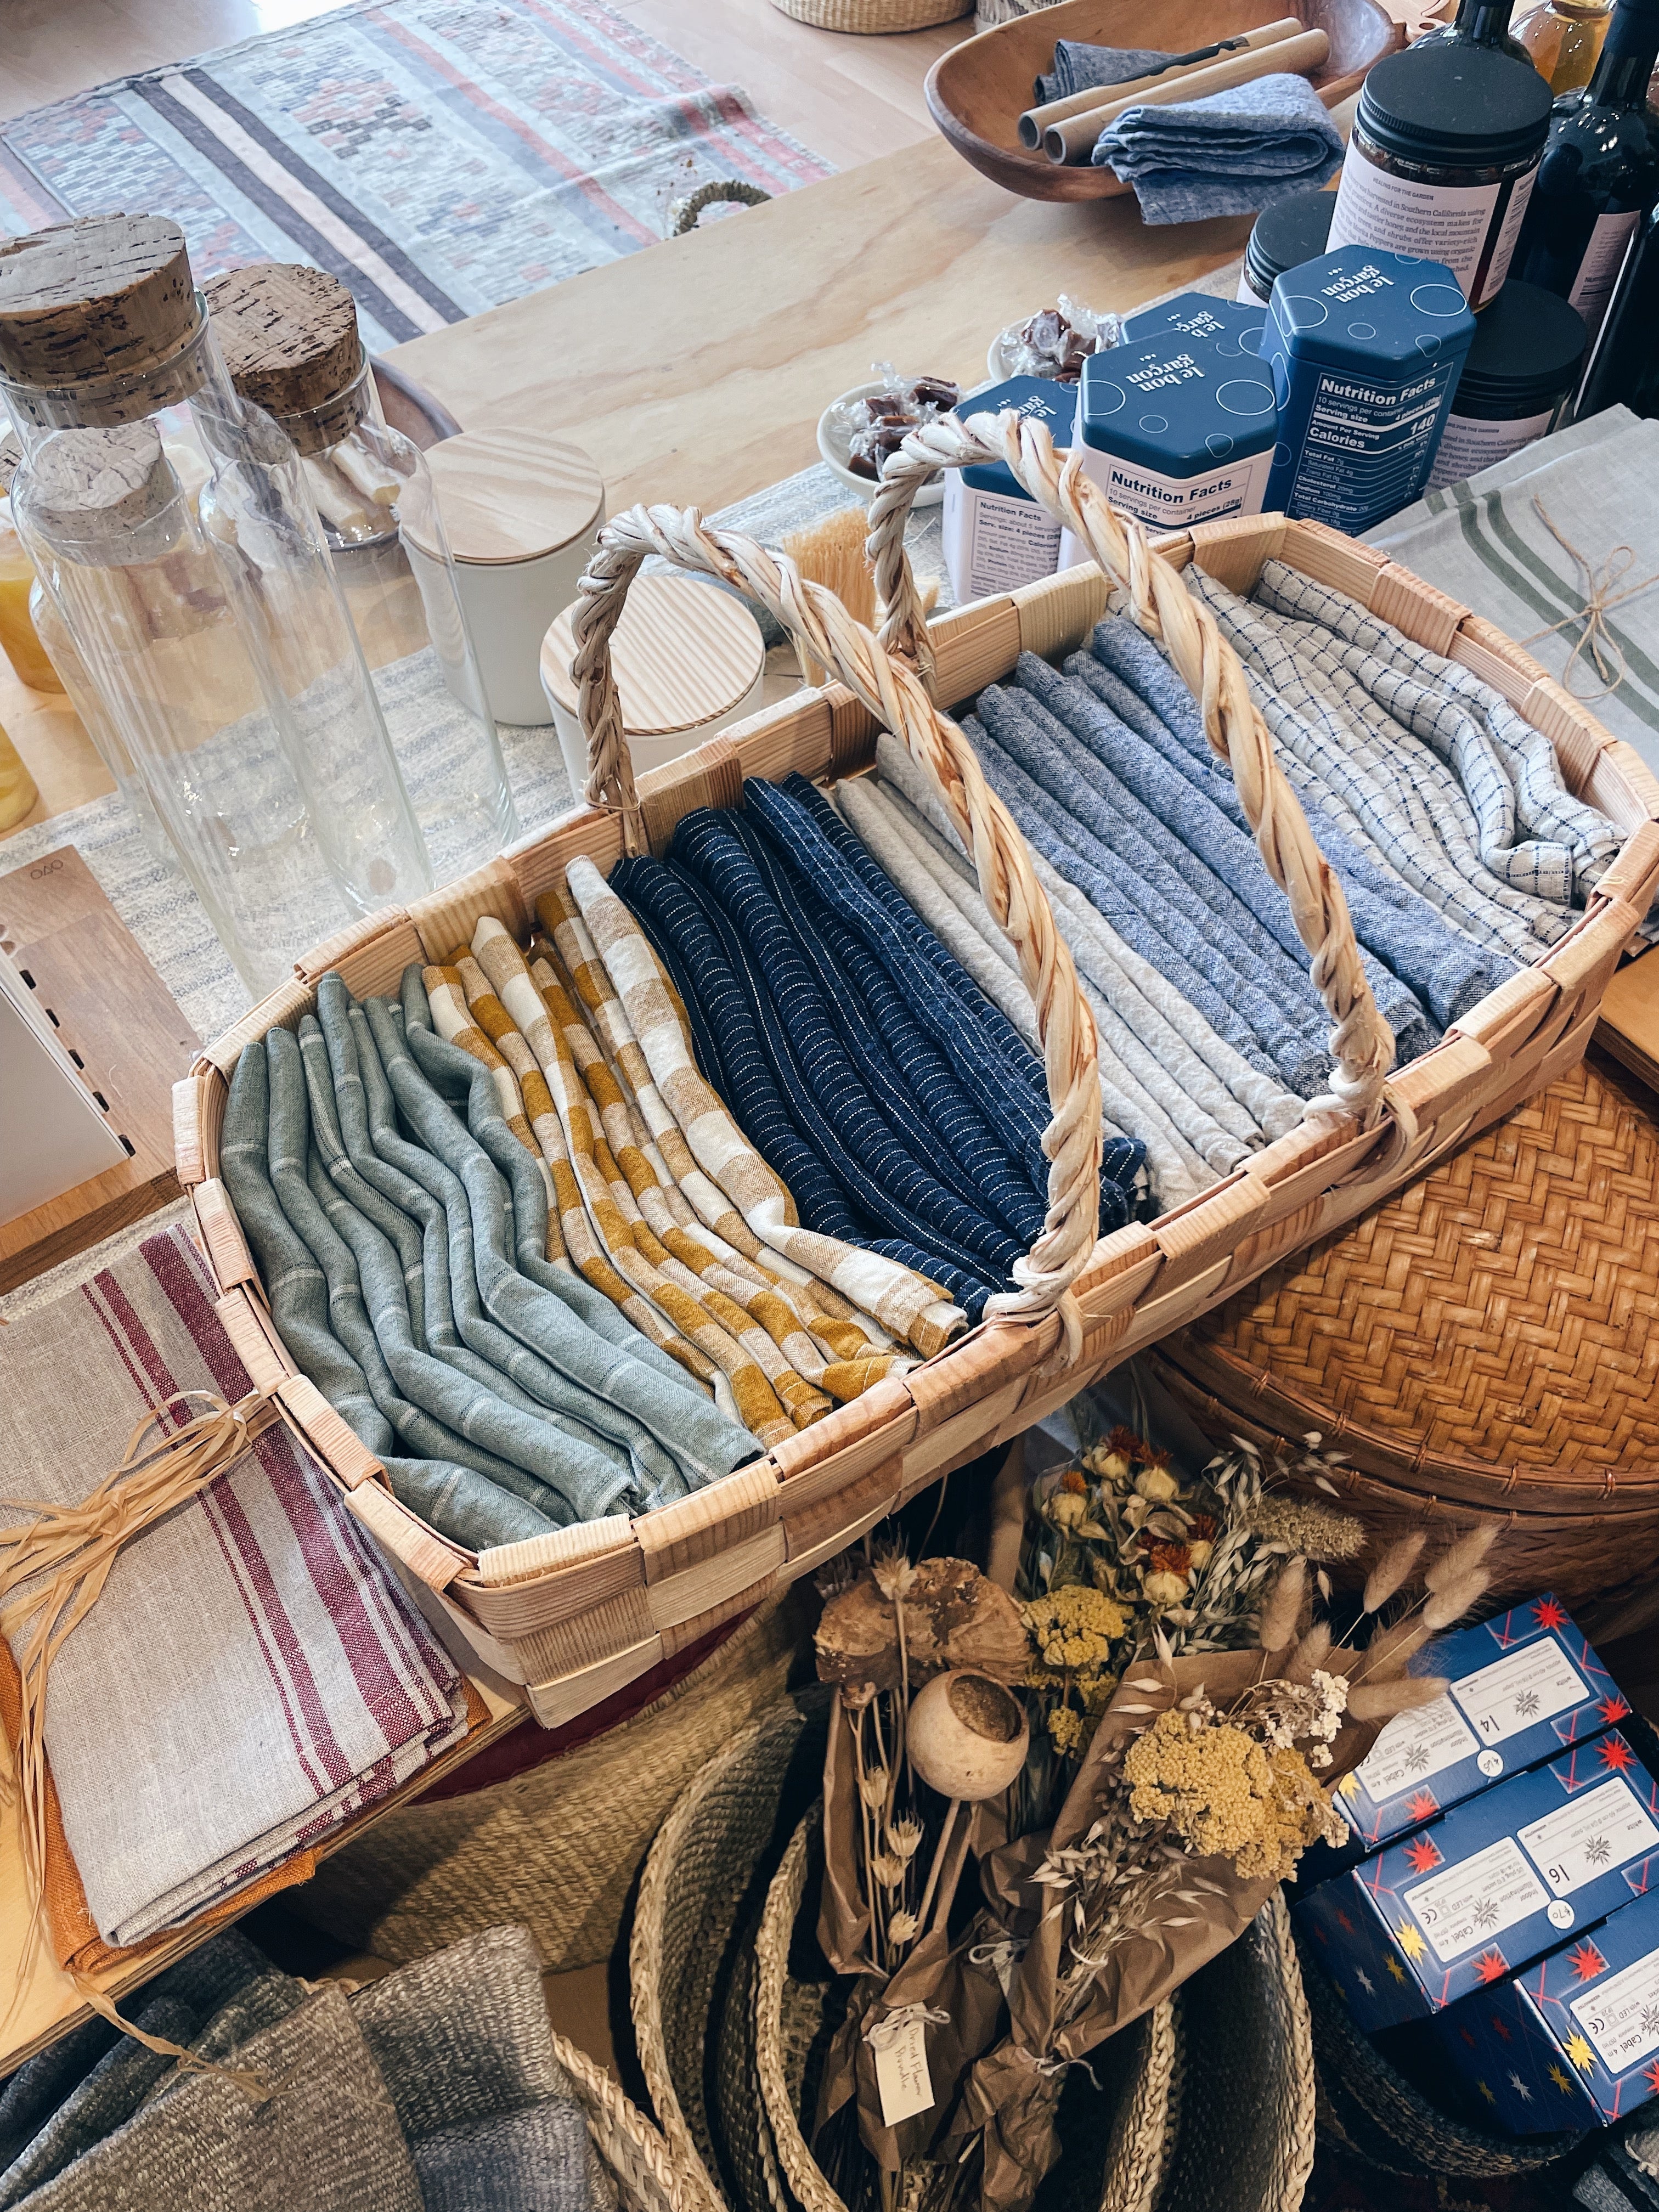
1574;190;1659;414
1512;0;1659;345
1238;188;1338;304
1425;279;1588;483
1417;0;1532;61
1327;43;1555;308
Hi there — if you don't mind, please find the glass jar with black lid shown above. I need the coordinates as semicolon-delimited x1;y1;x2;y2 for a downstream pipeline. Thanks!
1238;189;1337;304
1328;43;1555;307
1425;278;1588;485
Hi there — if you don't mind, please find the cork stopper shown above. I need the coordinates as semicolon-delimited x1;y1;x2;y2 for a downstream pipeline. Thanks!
540;575;765;738
203;263;367;454
405;428;605;566
24;422;182;556
0;216;197;392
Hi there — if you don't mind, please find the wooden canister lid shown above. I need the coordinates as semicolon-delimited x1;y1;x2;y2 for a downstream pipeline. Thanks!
541;575;765;739
0;216;196;390
202;263;364;450
405;427;604;565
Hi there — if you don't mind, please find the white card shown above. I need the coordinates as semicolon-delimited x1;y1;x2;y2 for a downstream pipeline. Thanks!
1519;1778;1659;1897
873;2015;935;2128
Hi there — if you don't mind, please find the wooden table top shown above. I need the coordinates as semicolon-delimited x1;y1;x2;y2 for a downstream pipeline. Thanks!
386;132;1256;520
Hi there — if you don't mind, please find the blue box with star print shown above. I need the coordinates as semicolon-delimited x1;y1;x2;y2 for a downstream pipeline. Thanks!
1328;1594;1627;1860
1432;1881;1659;2134
1294;1730;1659;2031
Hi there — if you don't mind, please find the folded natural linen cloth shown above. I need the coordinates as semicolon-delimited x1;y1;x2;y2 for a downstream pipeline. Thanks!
1365;407;1659;782
1035;41;1176;105
0;1223;476;1949
1092;73;1344;223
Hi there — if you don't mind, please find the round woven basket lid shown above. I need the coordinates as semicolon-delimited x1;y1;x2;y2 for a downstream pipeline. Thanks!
1170;1056;1659;1502
405;424;604;565
541;574;765;739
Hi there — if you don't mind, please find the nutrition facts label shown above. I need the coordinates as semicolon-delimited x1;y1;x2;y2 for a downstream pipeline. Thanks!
1285;361;1458;531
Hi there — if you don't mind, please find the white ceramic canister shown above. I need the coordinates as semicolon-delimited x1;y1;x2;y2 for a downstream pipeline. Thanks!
540;574;766;798
404;427;605;725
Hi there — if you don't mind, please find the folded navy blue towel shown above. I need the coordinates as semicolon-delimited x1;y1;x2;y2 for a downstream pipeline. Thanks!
1093;73;1343;224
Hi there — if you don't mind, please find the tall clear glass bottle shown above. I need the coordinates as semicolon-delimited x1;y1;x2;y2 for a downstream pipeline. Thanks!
0;215;431;998
1515;0;1615;91
206;264;516;889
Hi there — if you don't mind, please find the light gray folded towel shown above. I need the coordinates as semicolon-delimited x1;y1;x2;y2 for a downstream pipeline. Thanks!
1092;74;1343;224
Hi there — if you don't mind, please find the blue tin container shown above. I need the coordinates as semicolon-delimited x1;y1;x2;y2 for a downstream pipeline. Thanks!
1073;329;1278;532
1435;1880;1659;2134
1294;1729;1659;2030
1120;290;1268;350
942;375;1068;602
1260;244;1477;533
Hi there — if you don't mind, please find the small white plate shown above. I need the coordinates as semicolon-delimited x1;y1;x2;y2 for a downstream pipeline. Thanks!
816;379;948;508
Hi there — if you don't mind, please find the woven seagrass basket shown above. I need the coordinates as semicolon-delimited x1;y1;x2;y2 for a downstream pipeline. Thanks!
285;1584;809;1970
1149;1052;1659;1605
768;0;970;30
556;2019;704;2212
173;409;1659;1728
630;1688;836;2212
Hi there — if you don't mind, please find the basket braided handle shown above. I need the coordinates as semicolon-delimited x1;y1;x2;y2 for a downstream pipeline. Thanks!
867;416;1397;1126
569;508;1104;1345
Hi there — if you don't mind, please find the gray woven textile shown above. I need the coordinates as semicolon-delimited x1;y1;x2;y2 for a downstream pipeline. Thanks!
1366;407;1659;780
22;1985;425;2212
221;965;759;1544
5;1929;603;2212
415;2101;595;2212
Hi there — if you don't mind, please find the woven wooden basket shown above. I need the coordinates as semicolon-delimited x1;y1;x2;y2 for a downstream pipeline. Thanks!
172;410;1659;1726
768;0;970;30
555;2022;703;2212
1148;1052;1659;1604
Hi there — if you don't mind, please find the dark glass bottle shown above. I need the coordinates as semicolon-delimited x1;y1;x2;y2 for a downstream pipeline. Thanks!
1575;193;1659;414
1514;0;1659;342
1417;0;1533;64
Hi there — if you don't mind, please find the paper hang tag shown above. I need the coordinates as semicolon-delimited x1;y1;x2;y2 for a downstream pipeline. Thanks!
873;2013;935;2128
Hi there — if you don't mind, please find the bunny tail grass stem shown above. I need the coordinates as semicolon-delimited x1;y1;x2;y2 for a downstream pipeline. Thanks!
1257;1556;1305;1657
1423;1569;1492;1632
1346;1673;1449;1722
1361;1532;1425;1616
1424;1525;1499;1592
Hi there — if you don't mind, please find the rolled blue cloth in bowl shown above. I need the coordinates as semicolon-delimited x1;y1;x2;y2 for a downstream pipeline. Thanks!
1036;41;1175;104
1092;72;1344;224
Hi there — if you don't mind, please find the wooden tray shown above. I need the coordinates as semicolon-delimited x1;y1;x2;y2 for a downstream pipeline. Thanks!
924;0;1401;202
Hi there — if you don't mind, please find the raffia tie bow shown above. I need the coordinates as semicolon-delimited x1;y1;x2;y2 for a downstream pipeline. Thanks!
865;2002;951;2050
0;1389;278;2091
1521;496;1659;704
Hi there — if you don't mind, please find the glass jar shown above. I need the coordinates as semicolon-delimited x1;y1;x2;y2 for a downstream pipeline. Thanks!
0;219;432;998
1515;0;1615;89
271;357;517;886
27;573;170;860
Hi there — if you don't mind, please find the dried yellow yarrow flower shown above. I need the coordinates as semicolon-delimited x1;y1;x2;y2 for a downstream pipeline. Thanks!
1020;1584;1127;1671
1122;1710;1344;1881
1244;1496;1366;1561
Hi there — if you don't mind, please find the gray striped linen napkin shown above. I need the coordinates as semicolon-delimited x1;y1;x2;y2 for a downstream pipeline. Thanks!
1365;407;1659;780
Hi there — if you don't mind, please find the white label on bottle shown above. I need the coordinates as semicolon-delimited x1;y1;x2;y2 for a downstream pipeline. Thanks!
1328;144;1538;307
872;2015;935;2126
1451;1639;1588;1746
1404;1836;1551;1964
941;478;1063;603
1355;1696;1482;1801
1075;442;1273;528
1568;207;1642;345
1571;1949;1659;2073
1519;1778;1659;1896
1427;405;1555;490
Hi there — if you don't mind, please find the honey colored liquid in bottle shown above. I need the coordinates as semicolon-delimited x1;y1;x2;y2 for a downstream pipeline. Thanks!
0;717;38;830
1516;0;1616;91
0;498;63;693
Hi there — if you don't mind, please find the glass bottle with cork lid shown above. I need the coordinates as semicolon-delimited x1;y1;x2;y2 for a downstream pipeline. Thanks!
0;215;431;999
205;263;516;890
1513;0;1659;345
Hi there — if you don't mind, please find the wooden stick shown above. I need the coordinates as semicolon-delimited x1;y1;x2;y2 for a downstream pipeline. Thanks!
1019;17;1305;145
1042;27;1330;165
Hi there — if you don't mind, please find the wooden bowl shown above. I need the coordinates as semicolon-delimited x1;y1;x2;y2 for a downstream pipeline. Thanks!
924;0;1402;203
